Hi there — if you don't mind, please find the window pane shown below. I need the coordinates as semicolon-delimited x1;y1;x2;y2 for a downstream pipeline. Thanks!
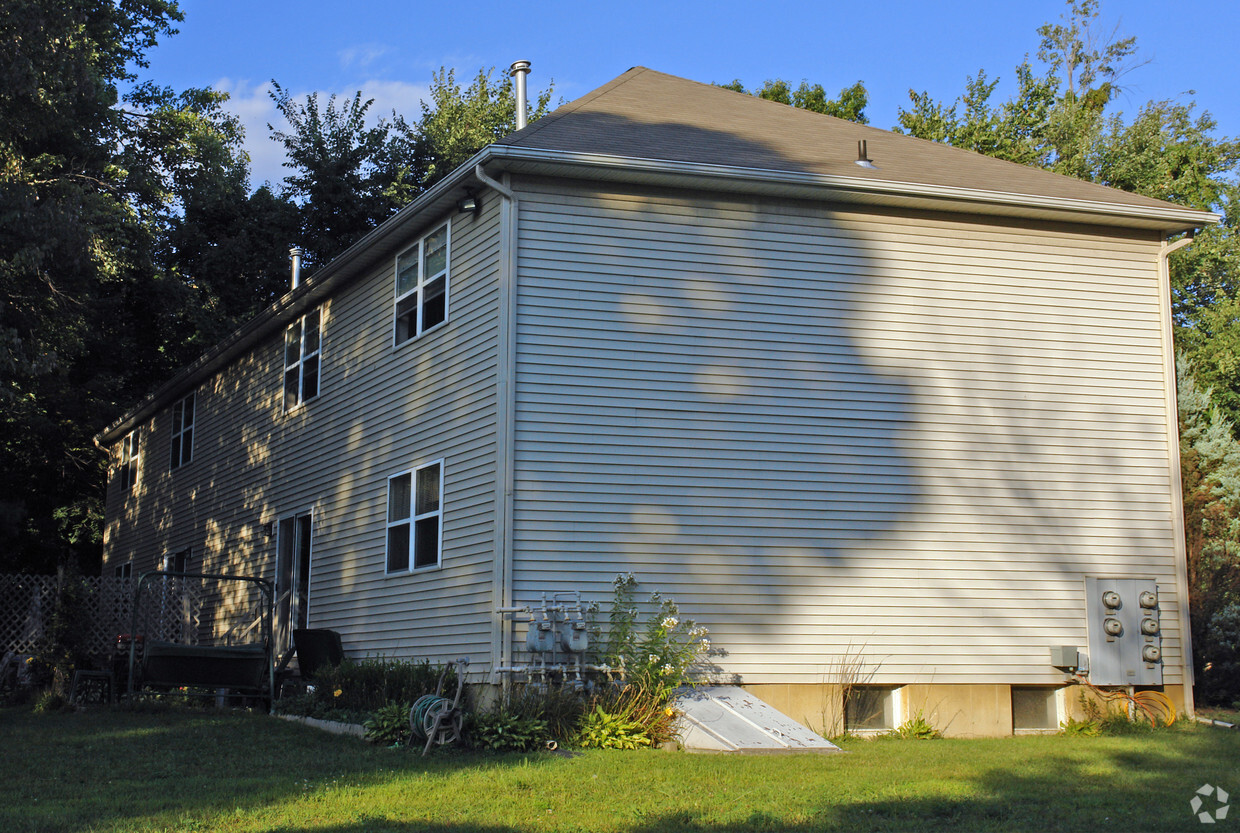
386;524;410;572
845;687;895;731
395;293;418;343
170;440;182;470
302;355;320;400
284;367;300;408
303;309;320;354
424;226;447;276
388;474;411;522
396;246;420;297
1012;687;1058;730
416;464;440;515
423;276;446;331
181;430;193;465
414;516;439;568
284;321;302;367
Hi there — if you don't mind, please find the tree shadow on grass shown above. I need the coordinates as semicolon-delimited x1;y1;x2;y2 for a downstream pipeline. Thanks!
6;709;1240;833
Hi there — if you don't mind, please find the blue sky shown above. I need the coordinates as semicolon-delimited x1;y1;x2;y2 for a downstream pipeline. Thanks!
145;0;1240;190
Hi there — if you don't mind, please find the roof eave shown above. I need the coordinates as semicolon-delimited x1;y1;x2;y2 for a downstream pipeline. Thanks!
485;144;1220;233
95;152;490;445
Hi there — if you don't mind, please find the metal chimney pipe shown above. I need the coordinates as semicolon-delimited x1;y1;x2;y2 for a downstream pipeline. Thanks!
509;60;531;131
289;246;303;289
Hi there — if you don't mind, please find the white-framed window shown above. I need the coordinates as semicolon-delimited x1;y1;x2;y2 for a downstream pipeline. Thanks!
114;561;133;579
284;307;321;410
845;686;901;733
386;460;443;573
163;548;191;573
119;431;138;491
394;221;449;346
169;393;195;469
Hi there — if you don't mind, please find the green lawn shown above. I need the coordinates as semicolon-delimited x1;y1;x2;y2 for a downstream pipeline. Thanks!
5;706;1240;832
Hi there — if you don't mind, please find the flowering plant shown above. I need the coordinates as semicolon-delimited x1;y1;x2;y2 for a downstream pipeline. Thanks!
603;573;711;701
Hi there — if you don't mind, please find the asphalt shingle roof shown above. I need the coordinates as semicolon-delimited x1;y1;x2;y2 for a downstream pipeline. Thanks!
497;66;1195;215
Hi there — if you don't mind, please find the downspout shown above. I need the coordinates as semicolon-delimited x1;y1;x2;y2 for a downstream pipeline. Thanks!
479;163;518;686
1158;233;1195;717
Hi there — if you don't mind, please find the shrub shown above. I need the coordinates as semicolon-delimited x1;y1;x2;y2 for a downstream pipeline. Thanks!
578;684;676;749
280;657;449;721
470;710;549;752
886;710;942;740
578;703;651;749
32;691;69;714
363;702;412;746
603;574;711;702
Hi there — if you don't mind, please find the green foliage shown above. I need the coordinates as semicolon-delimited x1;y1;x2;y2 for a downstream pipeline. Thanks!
470;710;550;752
1061;690;1172;735
1178;356;1240;704
31;691;68;714
603;573;711;702
886;710;942;740
0;0;291;573
1060;714;1103;736
269;84;402;269
577;703;652;749
720;78;869;123
577;683;676;749
279;657;447;720
403;66;555;191
362;701;412;746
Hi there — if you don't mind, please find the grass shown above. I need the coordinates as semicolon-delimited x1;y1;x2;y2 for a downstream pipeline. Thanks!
5;705;1240;832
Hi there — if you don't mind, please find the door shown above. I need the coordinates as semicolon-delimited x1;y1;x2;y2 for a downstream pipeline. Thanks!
276;512;313;651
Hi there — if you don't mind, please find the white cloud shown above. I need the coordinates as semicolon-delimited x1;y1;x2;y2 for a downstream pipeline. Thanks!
338;44;390;71
212;77;432;192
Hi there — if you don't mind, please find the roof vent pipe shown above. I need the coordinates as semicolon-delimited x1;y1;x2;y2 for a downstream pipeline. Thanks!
289;246;303;289
509;60;531;131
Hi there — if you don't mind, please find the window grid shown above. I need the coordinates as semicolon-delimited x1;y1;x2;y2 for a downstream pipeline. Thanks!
170;393;195;469
394;221;449;346
119;432;138;491
284;307;321;410
386;460;444;573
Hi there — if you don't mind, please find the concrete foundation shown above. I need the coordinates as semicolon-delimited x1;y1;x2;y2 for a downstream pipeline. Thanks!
743;682;1191;738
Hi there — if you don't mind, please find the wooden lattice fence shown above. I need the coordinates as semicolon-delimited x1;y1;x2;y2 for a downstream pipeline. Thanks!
0;573;202;662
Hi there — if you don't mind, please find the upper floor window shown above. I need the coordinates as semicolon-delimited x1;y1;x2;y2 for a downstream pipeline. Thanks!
170;393;195;469
386;460;443;573
394;222;449;346
284;307;321;410
119;431;138;491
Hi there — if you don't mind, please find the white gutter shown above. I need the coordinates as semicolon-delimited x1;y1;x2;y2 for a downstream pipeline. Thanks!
484;144;1219;230
1159;234;1196;717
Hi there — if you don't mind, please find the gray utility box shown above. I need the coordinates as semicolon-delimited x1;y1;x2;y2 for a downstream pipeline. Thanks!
1085;577;1162;686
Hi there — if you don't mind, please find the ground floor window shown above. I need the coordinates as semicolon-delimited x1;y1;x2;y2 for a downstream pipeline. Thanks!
163;548;191;573
386;460;443;573
845;686;899;732
1012;686;1061;731
114;561;133;579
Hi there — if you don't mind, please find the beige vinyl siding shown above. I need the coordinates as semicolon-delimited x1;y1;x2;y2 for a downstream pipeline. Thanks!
102;203;502;665
509;179;1183;685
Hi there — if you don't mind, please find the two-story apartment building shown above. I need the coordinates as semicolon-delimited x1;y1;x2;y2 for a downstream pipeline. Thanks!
98;67;1216;735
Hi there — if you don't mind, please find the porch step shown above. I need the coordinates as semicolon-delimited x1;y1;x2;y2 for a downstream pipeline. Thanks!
672;685;841;753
